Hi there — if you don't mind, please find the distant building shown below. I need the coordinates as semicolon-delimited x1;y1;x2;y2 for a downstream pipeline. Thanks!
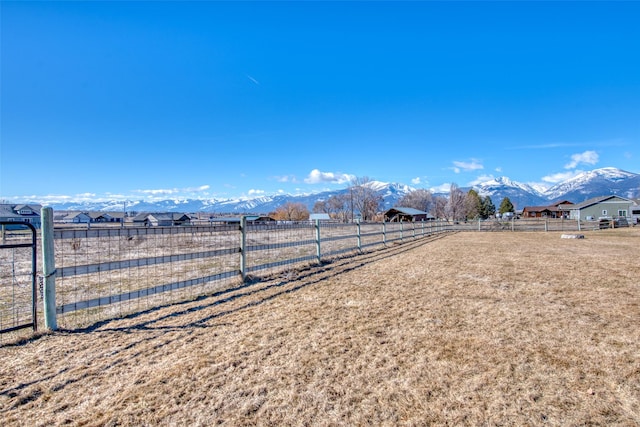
566;195;634;221
208;215;275;225
0;204;42;228
521;200;574;219
132;213;193;227
384;207;434;222
56;211;92;224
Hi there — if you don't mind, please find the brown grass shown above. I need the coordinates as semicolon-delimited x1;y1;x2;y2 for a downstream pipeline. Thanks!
1;229;639;426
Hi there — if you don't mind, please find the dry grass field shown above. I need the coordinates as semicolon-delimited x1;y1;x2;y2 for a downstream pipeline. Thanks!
1;229;639;426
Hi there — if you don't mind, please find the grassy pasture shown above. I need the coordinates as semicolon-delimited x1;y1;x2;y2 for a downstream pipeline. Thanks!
1;229;639;426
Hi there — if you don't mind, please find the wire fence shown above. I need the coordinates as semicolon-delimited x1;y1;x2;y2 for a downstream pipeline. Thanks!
45;219;452;332
0;215;615;340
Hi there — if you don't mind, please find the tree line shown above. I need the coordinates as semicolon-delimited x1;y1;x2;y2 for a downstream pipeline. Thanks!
269;177;515;222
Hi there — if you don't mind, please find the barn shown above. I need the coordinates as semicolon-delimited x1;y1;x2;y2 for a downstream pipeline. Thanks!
384;207;433;222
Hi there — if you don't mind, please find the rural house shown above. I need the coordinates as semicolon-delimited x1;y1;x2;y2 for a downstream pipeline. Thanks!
88;212;125;223
521;200;574;219
566;195;635;221
56;211;93;224
209;215;276;225
0;203;42;228
384;207;433;222
133;213;193;227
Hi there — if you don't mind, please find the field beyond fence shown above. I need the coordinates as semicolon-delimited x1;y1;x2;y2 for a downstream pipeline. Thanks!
1;228;638;425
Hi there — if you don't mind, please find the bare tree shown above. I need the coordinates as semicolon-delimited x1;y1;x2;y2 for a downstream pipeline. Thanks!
312;200;328;214
433;195;448;219
397;189;433;213
446;183;466;221
464;189;482;220
349;176;382;221
327;194;351;222
271;202;310;221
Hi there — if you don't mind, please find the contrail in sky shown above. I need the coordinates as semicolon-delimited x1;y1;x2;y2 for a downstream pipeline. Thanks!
246;74;260;85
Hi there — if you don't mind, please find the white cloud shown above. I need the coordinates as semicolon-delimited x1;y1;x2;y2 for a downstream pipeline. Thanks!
411;177;421;185
248;189;265;196
542;171;581;184
564;150;599;169
304;169;355;184
451;159;484;173
430;183;453;193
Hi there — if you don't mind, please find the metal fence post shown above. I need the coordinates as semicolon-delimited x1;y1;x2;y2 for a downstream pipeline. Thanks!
41;207;57;331
545;218;548;232
400;220;403;241
356;221;362;252
315;219;321;264
382;221;386;246
240;215;247;281
577;218;581;231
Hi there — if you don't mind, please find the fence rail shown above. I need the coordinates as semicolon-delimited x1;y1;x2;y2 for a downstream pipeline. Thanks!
0;215;610;338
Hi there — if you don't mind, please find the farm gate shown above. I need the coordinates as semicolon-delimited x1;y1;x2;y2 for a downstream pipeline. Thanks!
0;222;38;335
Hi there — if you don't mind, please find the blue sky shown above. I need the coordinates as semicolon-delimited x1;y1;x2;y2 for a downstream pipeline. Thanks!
2;1;639;203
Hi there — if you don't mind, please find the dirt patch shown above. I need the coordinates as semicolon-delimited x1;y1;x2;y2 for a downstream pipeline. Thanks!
1;230;639;426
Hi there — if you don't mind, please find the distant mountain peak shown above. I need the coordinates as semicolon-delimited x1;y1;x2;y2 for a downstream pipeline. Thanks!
43;167;639;214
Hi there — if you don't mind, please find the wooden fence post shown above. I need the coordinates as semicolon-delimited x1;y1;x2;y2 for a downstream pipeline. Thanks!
41;207;57;331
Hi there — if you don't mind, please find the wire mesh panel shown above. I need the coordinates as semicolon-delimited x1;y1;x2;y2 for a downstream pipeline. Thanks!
53;225;241;329
245;222;317;277
359;222;385;251
0;223;38;343
319;222;360;259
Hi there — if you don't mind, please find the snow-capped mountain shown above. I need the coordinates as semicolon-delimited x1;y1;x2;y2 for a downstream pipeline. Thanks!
42;167;639;214
473;176;547;208
544;167;640;202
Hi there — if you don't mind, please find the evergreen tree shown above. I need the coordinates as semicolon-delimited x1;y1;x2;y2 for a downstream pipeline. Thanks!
480;196;496;219
499;197;515;215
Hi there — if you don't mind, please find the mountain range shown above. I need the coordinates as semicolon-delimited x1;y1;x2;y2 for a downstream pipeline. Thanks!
46;167;640;214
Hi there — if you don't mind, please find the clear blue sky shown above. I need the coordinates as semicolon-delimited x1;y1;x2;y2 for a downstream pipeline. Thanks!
2;1;639;203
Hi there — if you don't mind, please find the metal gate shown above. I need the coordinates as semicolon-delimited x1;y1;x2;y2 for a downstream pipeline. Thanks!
0;222;38;334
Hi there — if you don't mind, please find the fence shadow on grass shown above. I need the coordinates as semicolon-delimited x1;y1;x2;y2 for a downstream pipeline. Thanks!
81;232;450;334
0;233;451;400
